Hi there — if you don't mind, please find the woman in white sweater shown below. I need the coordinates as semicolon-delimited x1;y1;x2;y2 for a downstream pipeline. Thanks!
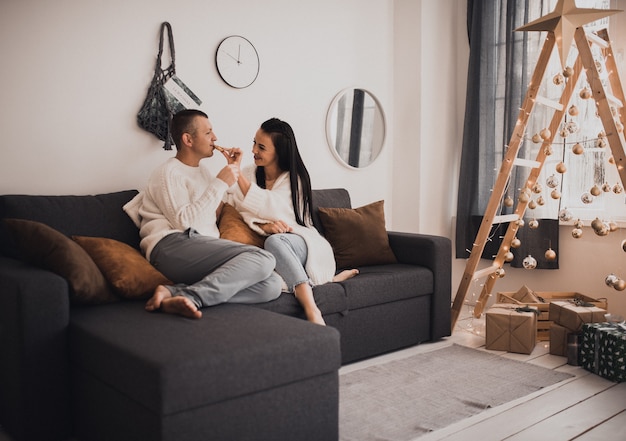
226;118;357;325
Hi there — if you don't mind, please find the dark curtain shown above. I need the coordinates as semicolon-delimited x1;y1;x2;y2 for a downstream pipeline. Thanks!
456;0;559;269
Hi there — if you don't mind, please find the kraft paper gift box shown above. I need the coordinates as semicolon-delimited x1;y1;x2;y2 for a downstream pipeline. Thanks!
549;323;568;357
486;304;538;354
580;322;626;383
549;300;607;332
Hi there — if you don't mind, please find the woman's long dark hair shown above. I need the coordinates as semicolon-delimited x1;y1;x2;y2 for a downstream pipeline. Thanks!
256;118;312;226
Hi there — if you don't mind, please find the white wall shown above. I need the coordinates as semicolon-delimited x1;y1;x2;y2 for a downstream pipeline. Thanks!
0;0;393;210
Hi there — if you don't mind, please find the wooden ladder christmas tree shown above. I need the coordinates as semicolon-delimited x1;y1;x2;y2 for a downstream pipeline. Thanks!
451;5;626;331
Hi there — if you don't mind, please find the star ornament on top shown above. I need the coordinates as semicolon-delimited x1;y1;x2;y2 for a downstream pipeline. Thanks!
515;0;622;68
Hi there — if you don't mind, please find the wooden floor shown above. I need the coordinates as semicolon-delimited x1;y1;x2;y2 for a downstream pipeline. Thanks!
340;313;626;441
2;313;624;441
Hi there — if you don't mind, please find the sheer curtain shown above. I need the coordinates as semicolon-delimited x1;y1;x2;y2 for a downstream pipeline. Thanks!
455;0;559;269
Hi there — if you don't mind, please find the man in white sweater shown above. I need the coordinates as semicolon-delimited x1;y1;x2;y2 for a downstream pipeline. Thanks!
136;109;282;318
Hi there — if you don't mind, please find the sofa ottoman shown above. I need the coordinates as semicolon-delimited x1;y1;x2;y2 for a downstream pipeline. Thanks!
70;302;341;441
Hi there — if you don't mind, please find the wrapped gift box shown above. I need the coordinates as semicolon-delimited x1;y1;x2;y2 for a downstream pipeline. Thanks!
497;290;607;342
549;323;569;357
486;304;538;354
549;323;582;364
580;322;626;383
549;301;607;332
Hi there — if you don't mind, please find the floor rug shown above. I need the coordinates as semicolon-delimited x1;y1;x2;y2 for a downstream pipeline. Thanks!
339;344;573;441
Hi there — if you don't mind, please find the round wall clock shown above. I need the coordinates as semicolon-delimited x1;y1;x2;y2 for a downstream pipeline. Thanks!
215;35;260;89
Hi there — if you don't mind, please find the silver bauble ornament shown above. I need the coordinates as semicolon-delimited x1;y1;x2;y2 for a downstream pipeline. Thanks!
522;255;537;269
558;208;573;222
605;274;619;287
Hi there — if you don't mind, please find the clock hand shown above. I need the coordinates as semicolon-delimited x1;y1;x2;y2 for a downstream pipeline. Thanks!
237;45;241;63
224;51;240;63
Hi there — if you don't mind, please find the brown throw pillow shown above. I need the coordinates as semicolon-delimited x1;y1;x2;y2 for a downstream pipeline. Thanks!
3;218;118;304
73;236;173;300
318;200;397;269
218;203;265;248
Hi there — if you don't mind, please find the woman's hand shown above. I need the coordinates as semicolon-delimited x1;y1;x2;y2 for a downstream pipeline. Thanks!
217;146;243;165
257;220;293;235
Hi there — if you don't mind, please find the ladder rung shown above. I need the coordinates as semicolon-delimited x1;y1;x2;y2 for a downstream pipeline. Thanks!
587;31;609;48
534;95;564;110
493;214;520;224
513;157;541;168
473;265;499;280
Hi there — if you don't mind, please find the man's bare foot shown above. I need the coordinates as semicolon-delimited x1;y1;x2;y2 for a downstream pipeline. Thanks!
160;296;202;319
333;269;359;282
145;285;172;311
306;308;326;326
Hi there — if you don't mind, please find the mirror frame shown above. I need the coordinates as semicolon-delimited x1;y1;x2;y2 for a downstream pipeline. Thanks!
325;88;386;170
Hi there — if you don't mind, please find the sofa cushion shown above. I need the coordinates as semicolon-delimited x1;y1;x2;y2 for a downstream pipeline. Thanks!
318;200;397;269
217;203;266;247
69;302;341;416
73;236;172;300
254;281;347;318
3;219;118;304
338;263;434;310
0;190;141;258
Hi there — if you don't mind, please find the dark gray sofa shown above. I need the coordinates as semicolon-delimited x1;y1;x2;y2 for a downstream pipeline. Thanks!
0;188;451;441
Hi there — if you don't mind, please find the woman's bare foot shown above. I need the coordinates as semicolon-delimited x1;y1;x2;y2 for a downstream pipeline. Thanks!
146;285;202;319
160;297;202;319
333;269;359;282
145;285;171;311
306;307;326;326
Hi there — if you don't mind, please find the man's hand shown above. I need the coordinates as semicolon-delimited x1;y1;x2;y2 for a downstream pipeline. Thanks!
216;164;239;187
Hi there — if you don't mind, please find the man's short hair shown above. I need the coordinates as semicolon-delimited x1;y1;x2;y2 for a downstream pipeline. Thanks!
170;109;208;149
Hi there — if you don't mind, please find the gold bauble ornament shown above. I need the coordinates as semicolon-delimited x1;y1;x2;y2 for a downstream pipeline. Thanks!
598;130;606;139
556;162;567;173
608;155;615;164
572;228;583;238
529;219;539;229
553;73;565;85
540;128;551;140
580;87;592;99
602;182;612;192
559;129;569;138
551;189;561;199
568;104;579;115
574;219;584;229
504;251;514;262
614;279;626;291
563;66;574;77
518;190;531;203
532;183;543;194
531;133;542;143
495;268;506;278
537;196;545;206
591;217;604;231
614;183;624;194
503;196;514;207
596;138;607;148
545;248;557;261
528;200;537;210
511;238;521;248
590;185;602;196
516;218;525;227
572;143;584;155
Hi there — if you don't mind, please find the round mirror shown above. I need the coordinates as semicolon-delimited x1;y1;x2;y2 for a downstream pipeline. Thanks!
326;88;386;169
